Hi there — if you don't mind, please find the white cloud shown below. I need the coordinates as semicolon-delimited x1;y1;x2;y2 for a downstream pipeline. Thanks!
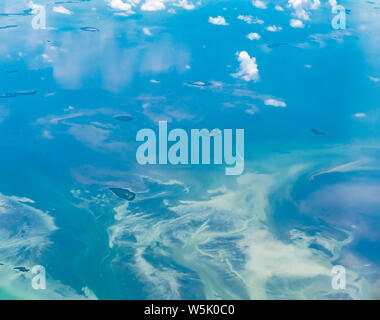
209;16;228;26
105;0;134;13
353;113;367;118
253;0;267;9
140;0;195;11
264;98;286;107
238;15;252;24
266;25;282;32
53;6;73;15
141;0;166;11
237;15;264;24
247;32;261;40
288;0;321;20
369;76;379;82
311;159;371;180
232;51;259;82
143;27;152;36
175;0;195;10
275;5;284;11
245;104;259;115
290;19;305;28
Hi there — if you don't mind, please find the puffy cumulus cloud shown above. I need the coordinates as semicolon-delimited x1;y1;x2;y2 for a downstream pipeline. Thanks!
105;0;196;13
232;51;259;82
266;25;282;32
237;15;264;24
288;0;321;20
141;0;166;11
175;0;195;10
247;32;261;40
290;18;305;28
53;5;73;15
105;0;134;13
264;98;286;107
253;0;267;9
238;15;252;24
209;16;229;26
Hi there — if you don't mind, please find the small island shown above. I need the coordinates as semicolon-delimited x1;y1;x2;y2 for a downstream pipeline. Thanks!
110;188;136;201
